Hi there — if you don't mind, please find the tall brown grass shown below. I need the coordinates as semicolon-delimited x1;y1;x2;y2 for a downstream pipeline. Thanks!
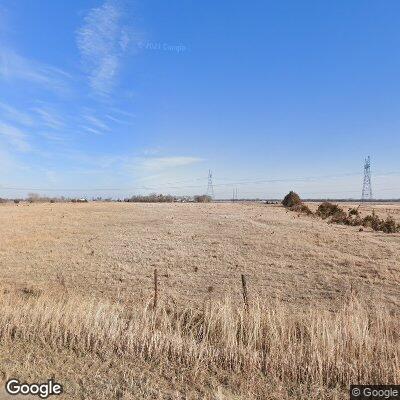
0;288;399;398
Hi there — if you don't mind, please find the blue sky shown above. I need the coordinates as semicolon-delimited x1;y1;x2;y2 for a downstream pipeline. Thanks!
0;0;399;199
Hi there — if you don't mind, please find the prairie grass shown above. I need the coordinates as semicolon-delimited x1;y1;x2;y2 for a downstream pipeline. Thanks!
0;288;399;399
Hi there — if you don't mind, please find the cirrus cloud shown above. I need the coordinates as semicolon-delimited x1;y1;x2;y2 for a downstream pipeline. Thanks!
0;121;31;152
135;156;203;172
76;1;131;95
0;47;70;93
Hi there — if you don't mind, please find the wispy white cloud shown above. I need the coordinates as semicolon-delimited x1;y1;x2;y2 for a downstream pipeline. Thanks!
83;114;110;131
32;107;64;129
58;153;202;176
38;131;67;142
0;102;34;126
105;114;127;124
105;108;136;124
111;108;136;118
0;121;31;152
134;156;203;172
81;126;104;135
76;1;131;95
0;48;70;93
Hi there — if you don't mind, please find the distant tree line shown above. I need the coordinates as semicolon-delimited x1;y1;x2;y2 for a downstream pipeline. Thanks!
124;193;212;203
124;193;177;203
0;193;214;204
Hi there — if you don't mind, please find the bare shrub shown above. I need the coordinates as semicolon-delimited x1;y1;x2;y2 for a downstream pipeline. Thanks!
362;211;382;231
282;192;312;216
290;203;312;215
317;202;345;220
330;211;351;225
306;207;397;233
349;215;363;226
316;204;399;233
380;216;398;233
194;195;212;203
348;207;360;216
282;191;302;208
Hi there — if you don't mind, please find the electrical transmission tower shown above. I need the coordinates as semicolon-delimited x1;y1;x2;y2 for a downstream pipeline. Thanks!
232;188;238;202
206;170;214;198
361;156;373;201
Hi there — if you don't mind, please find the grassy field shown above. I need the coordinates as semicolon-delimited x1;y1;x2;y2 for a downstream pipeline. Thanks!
0;202;399;399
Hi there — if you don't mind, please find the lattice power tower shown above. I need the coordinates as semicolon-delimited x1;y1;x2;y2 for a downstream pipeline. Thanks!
361;156;373;201
206;170;214;199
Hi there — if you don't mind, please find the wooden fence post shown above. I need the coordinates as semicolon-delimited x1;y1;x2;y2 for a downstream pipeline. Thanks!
153;268;158;309
241;274;249;312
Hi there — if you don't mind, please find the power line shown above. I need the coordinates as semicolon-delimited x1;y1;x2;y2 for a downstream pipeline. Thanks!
0;173;359;191
0;170;398;193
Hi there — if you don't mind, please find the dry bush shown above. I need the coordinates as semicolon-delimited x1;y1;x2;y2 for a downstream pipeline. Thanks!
362;212;399;233
0;289;399;399
349;216;363;226
317;202;346;220
330;213;350;225
282;191;312;215
381;216;399;233
346;207;363;226
362;211;381;230
316;202;361;226
316;204;399;233
282;191;302;208
348;207;360;217
290;203;312;215
194;195;212;203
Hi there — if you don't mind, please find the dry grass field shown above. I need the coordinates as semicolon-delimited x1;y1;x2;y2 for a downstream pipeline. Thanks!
0;201;399;399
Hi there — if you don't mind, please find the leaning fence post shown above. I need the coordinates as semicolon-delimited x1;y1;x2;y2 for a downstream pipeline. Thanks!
241;274;249;312
153;268;158;309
